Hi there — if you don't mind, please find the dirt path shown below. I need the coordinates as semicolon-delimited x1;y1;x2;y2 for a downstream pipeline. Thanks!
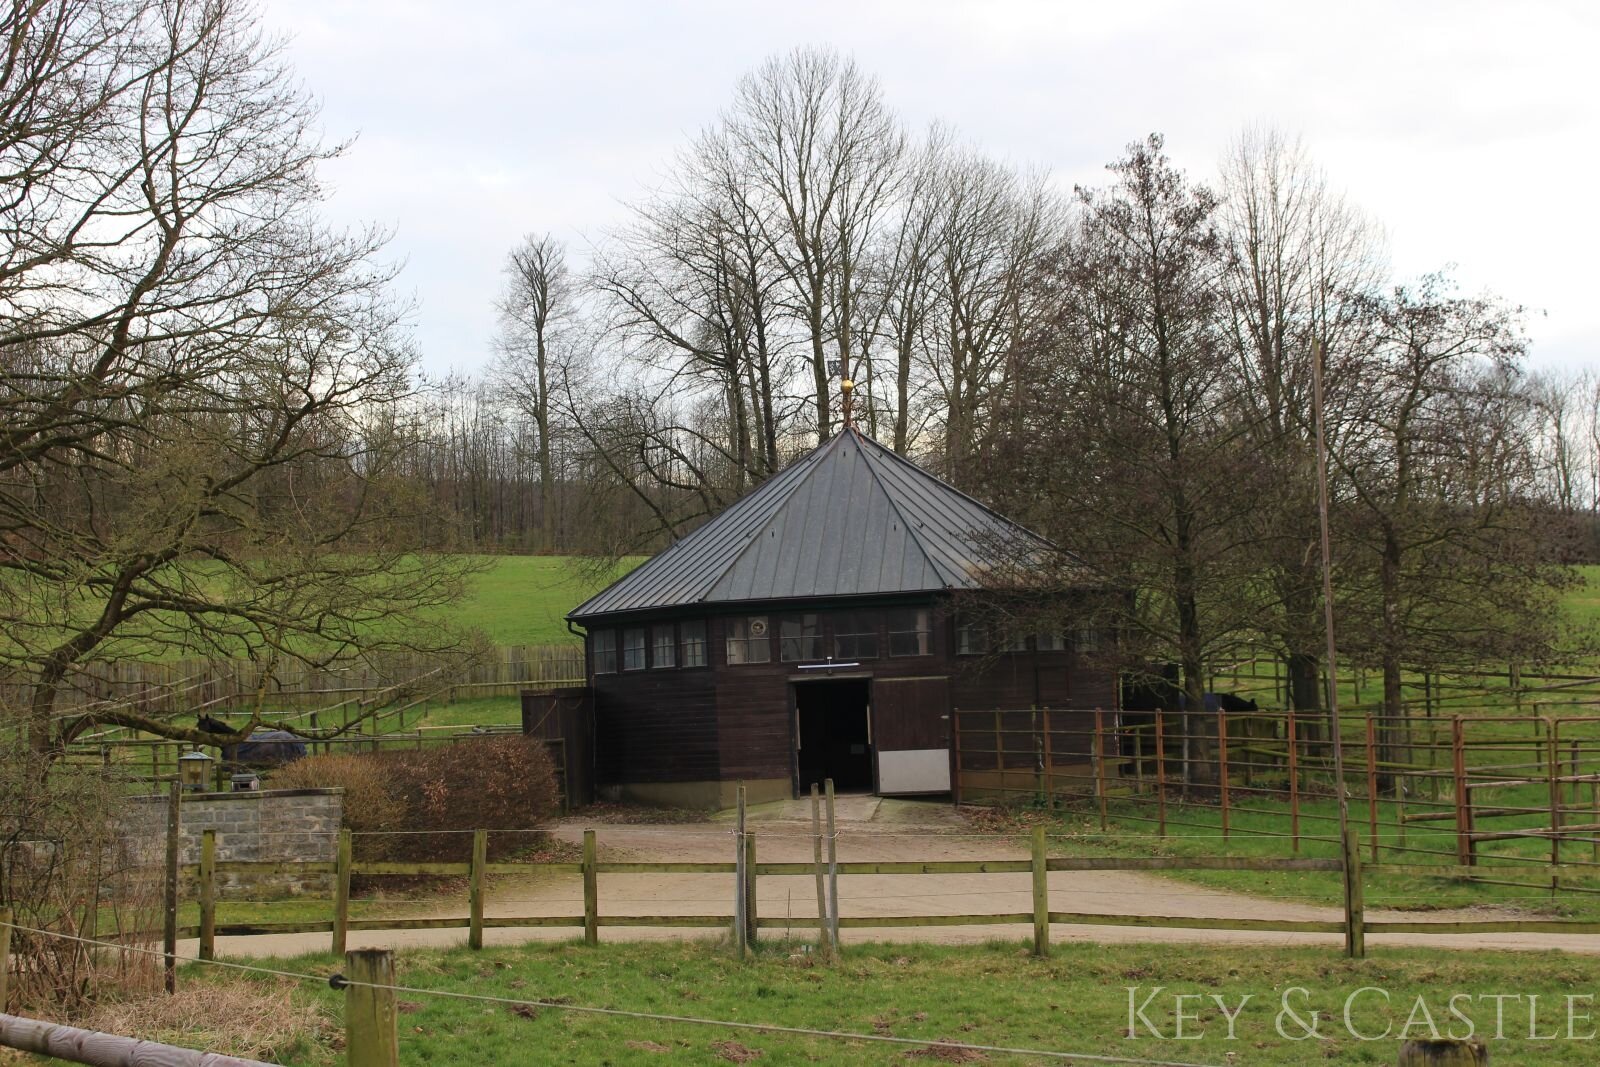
192;797;1600;959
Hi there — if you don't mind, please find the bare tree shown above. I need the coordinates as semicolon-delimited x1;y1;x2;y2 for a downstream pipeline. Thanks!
725;46;904;439
1216;126;1385;724
997;136;1265;783
0;0;482;760
1329;276;1577;777
494;233;570;549
923;150;1060;486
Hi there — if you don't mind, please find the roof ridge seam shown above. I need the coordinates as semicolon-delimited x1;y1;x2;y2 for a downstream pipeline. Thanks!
700;434;847;601
851;431;964;588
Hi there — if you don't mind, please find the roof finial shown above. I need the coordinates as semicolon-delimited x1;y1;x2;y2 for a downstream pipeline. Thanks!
841;374;854;432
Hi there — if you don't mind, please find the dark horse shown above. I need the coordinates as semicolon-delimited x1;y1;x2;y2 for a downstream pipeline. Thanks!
196;714;307;767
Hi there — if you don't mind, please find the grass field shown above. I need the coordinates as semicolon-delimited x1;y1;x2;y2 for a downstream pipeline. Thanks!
167;939;1600;1065
440;555;640;647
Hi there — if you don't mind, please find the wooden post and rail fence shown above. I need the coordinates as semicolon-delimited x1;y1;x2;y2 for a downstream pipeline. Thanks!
953;705;1600;897
5;770;1592;1065
75;775;1600;984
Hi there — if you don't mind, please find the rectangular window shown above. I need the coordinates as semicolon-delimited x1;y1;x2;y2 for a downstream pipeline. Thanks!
1075;625;1100;653
680;620;707;668
592;630;617;674
832;611;880;660
1036;631;1065;652
780;614;823;662
726;616;771;665
888;608;932;657
956;619;990;656
651;624;675;669
622;627;646;671
1003;631;1030;653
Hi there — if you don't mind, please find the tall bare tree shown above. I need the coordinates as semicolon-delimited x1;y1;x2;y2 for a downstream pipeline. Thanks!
1216;127;1385;724
495;233;570;549
725;46;904;439
0;0;481;760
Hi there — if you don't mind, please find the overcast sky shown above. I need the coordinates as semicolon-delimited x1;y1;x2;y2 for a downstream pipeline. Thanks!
261;0;1599;378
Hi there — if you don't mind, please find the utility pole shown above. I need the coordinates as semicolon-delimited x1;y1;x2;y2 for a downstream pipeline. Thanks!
1312;338;1361;957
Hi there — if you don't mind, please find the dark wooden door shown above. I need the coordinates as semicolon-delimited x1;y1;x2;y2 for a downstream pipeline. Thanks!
871;676;951;794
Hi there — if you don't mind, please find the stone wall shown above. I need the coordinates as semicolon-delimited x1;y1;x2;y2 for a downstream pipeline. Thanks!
123;788;342;898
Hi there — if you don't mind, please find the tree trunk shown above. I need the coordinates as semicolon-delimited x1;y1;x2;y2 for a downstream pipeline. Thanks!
535;336;554;551
809;289;832;440
1286;651;1326;749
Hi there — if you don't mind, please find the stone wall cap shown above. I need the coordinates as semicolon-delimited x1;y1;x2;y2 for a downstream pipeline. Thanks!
129;787;345;802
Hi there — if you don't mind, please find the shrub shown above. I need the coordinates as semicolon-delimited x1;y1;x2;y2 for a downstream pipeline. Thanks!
270;737;560;863
269;753;407;861
378;736;560;862
0;742;161;1013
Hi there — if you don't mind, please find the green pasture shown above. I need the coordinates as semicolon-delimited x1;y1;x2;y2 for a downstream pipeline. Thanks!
183;939;1600;1065
443;555;640;646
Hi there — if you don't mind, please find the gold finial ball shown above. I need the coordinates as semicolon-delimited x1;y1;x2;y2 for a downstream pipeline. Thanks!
841;379;854;391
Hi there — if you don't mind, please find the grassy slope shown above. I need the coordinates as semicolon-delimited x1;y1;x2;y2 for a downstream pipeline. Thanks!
208;939;1600;1065
443;556;640;647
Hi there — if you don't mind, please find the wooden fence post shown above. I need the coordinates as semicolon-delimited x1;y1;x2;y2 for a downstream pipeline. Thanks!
733;784;747;960
163;782;179;995
1154;713;1167;838
1041;709;1054;801
744;831;758;949
1287;710;1300;855
825;779;840;955
1342;825;1366;959
1547;721;1561;873
199;829;217;962
333;828;352;956
1031;824;1049;957
582;829;598;946
1094;710;1108;832
0;906;11;1013
1216;710;1229;840
469;828;487;951
809;784;832;960
1451;717;1473;866
344;948;400;1067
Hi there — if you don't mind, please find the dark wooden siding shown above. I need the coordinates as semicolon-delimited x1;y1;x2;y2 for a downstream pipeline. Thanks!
577;596;1121;792
521;686;593;806
591;669;718;785
873;677;950;751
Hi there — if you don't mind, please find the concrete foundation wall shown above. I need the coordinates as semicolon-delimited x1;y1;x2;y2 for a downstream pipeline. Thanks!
597;777;790;811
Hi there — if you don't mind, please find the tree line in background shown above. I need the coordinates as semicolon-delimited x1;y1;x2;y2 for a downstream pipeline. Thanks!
445;47;1596;746
2;9;1594;758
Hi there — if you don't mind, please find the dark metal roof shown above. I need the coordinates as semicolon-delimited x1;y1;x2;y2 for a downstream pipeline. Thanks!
568;429;1060;622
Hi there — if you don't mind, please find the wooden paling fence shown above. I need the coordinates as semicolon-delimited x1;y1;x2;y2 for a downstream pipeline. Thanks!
0;643;585;723
954;706;1600;897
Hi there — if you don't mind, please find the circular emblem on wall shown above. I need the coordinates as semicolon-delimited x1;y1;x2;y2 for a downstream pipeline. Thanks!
748;618;768;636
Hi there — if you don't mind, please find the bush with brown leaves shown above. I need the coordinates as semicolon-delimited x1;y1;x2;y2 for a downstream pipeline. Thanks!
272;737;558;862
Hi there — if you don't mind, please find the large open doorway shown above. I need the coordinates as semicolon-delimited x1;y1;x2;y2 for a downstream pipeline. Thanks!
794;678;873;794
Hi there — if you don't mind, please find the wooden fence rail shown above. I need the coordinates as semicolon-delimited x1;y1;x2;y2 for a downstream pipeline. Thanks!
149;825;1600;963
0;1011;281;1066
953;706;1600;894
